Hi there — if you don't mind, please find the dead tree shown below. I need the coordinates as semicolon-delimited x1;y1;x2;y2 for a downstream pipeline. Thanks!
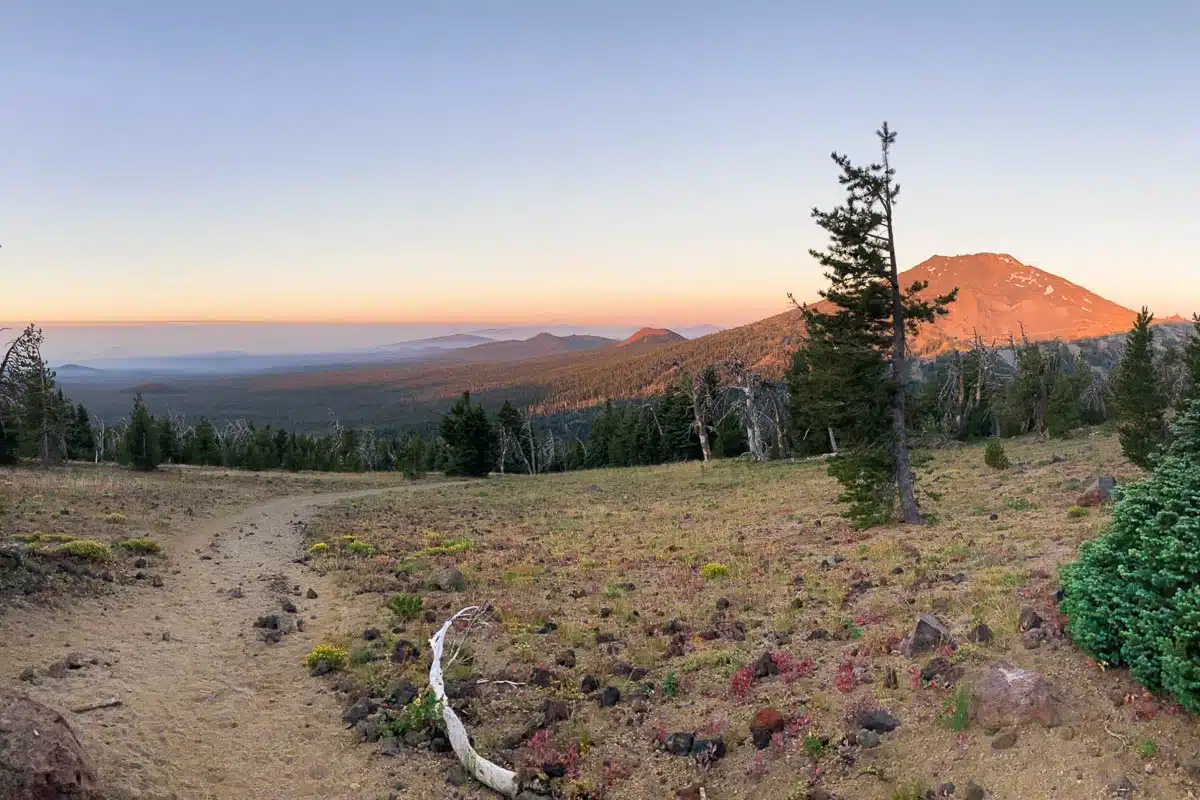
723;360;769;461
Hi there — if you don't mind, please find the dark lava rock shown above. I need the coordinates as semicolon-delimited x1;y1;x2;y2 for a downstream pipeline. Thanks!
541;762;566;779
1106;775;1136;797
968;624;994;645
363;628;380;641
990;730;1018;750
750;707;785;750
715;597;731;611
664;732;695;756
434;567;466;592
541;700;570;727
385;679;418;707
310;658;333;677
598;686;621;708
306;588;318;599
691;738;726;761
900;613;954;657
134;557;148;569
920;657;959;685
580;675;600;694
342;698;376;727
595;631;616;644
855;708;900;733
964;782;986;800
752;651;779;679
281;598;298;614
530;667;554;688
536;621;557;634
0;688;102;800
390;640;419;665
629;667;648;681
555;649;576;668
1018;606;1043;632
807;628;830;641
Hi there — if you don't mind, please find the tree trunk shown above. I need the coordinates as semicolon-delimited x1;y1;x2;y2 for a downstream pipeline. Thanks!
690;375;712;462
885;207;922;524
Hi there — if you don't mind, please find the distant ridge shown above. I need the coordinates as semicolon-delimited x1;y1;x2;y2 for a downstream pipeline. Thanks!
617;327;686;348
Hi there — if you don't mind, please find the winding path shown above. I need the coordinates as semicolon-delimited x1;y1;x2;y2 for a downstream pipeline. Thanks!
0;488;421;800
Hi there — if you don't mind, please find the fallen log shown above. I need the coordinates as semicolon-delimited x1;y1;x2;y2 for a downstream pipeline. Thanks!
429;607;518;797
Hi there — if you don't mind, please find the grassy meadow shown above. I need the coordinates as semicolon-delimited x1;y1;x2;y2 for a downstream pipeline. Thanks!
304;431;1200;799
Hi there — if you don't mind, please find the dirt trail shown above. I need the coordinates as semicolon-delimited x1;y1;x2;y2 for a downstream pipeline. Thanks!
0;488;419;800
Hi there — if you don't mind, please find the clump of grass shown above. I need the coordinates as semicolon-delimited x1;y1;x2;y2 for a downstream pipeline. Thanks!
1004;497;1034;512
1137;739;1158;759
100;512;127;524
1066;505;1088;519
802;735;827;761
984;440;1011;469
117;537;161;555
54;539;112;562
308;541;328;555
304;644;348;671
349;646;377;665
661;671;680;698
345;539;375;556
421;538;471;557
17;532;78;544
387;592;423;620
940;685;971;732
700;562;730;580
892;781;931;800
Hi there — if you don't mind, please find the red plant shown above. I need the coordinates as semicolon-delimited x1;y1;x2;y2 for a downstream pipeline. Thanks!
909;667;922;690
730;664;757;698
527;728;556;765
834;660;856;694
785;712;812;736
771;652;815;683
746;750;770;779
564;743;583;779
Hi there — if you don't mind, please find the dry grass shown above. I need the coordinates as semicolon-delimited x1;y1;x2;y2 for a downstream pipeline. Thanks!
306;431;1200;799
0;463;403;602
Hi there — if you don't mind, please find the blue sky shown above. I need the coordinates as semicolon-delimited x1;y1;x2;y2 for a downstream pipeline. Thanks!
2;1;1197;335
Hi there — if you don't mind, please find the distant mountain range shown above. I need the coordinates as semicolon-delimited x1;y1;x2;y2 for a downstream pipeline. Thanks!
54;254;1195;429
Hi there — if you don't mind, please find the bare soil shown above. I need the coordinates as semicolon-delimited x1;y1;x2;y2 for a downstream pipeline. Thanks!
0;482;432;800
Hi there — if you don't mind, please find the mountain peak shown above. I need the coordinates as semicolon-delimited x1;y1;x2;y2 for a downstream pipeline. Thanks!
618;327;686;348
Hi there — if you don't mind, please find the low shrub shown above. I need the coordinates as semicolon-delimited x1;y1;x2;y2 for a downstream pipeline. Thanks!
345;539;375;557
387;592;423;620
984;440;1011;470
384;690;440;738
117;537;161;554
304;644;348;672
100;512;127;524
1066;505;1088;519
700;562;730;580
1060;405;1200;712
54;539;112;562
308;542;329;555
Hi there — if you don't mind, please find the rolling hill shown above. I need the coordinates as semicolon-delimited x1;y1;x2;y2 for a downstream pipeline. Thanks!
57;254;1191;429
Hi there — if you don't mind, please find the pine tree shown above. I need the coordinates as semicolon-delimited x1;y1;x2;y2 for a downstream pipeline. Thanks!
157;414;181;464
1046;374;1082;439
1112;308;1168;469
439;392;497;477
798;123;956;526
68;403;95;460
123;394;161;471
1180;314;1200;412
16;358;68;465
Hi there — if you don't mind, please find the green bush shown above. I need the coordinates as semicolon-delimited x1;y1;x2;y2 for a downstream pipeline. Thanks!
117;537;161;554
304;644;348;671
700;562;730;580
1060;405;1200;712
387;592;423;620
984;439;1011;470
1066;505;1088;519
54;539;112;562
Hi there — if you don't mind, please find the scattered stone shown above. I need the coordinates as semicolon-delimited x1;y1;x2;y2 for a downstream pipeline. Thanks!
1021;628;1047;649
629;667;648;681
362;628;380;641
819;555;846;569
134;557;148;568
541;700;570;727
900;613;954;657
675;784;704;800
423;610;437;623
855;708;900;733
1106;775;1136;797
598;686;621;707
991;730;1018;750
968;624;994;644
17;667;36;684
920;657;959;685
964;782;986;800
385;679;418;707
281;598;298;614
1077;476;1117;507
807;628;830;641
594;631;616;644
390;640;419;665
306;588;318;599
857;729;881;748
151;574;164;587
1018;607;1043;632
691;738;726;761
230;587;244;598
599;607;612;618
752;651;779;679
665;732;695;756
971;662;1065;730
580;675;600;694
750;707;785;749
342;698;375;727
715;597;731;611
434;567;466;592
667;634;687;657
555;649;576;668
0;688;102;800
989;513;999;521
530;667;553;688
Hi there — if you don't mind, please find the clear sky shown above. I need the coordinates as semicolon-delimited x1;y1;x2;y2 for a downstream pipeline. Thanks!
2;1;1198;331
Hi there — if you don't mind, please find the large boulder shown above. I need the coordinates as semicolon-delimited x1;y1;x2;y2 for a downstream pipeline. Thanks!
899;613;954;657
1075;476;1117;507
970;662;1066;730
0;688;102;799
